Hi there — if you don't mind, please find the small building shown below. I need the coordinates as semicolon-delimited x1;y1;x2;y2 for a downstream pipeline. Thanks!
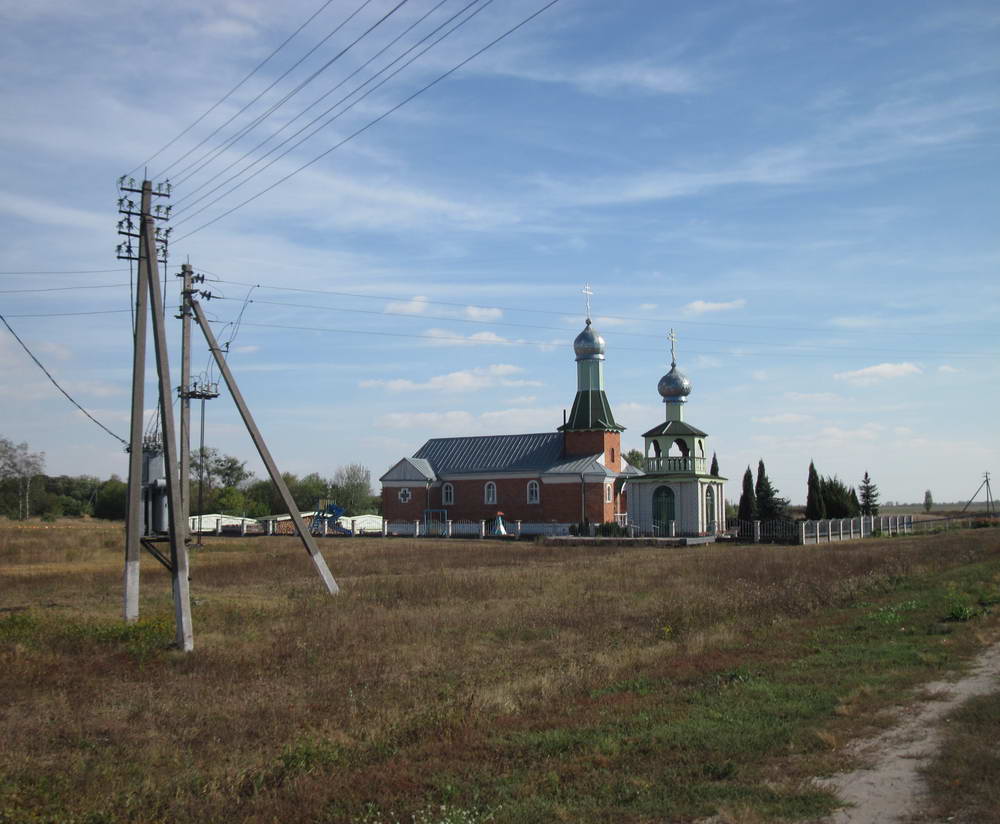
626;333;727;536
188;513;258;534
380;314;636;528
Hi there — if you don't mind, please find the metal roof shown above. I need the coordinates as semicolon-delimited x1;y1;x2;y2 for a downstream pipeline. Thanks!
379;456;437;482
545;454;615;476
558;389;625;432
414;432;565;474
642;419;707;438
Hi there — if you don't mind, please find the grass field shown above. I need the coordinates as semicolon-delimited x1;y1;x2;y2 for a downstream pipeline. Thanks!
2;521;1000;823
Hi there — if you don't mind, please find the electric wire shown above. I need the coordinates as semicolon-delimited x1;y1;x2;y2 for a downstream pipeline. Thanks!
172;0;563;240
0;283;129;294
173;0;492;221
129;0;342;177
212;295;985;358
202;275;996;340
0;312;128;445
158;0;377;180
0;268;129;276
172;0;412;189
2;310;132;319
173;0;466;207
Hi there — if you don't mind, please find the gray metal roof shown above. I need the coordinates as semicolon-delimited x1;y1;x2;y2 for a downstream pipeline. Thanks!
414;432;565;474
642;419;708;438
545;454;615;476
620;460;645;476
379;456;437;482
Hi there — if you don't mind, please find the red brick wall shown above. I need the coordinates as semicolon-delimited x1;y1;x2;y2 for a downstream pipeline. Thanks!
382;476;622;525
563;430;622;472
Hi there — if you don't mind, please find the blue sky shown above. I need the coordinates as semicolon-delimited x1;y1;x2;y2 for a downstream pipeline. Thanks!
1;0;998;505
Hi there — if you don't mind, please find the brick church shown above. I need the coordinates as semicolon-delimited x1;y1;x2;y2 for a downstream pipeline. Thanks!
379;315;638;527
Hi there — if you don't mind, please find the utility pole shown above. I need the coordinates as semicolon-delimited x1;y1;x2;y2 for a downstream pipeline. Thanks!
178;263;193;530
189;293;339;594
117;177;193;651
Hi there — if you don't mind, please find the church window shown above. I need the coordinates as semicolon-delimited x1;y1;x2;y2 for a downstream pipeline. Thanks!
484;482;497;505
442;483;454;506
527;480;540;504
398;488;412;503
610;447;615;463
605;484;613;503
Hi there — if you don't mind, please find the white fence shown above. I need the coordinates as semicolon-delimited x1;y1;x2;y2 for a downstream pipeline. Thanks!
381;520;574;538
729;515;914;545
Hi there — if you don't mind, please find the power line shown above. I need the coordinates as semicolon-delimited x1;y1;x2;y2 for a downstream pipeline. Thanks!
203;275;996;340
214;295;988;358
2;310;132;319
173;0;563;240
130;0;341;177
173;0;492;221
156;0;377;180
0;268;129;276
0;283;129;294
0;312;128;446
172;0;412;189
173;0;456;207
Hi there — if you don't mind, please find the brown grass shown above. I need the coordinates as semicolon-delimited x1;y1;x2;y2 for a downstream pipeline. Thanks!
2;525;1000;823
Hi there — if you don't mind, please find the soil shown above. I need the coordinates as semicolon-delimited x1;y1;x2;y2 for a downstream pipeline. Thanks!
817;641;1000;823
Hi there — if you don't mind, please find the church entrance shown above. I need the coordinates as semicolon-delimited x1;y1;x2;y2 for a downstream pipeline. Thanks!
653;485;675;531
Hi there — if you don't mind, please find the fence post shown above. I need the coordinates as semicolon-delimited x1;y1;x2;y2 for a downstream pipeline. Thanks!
382;520;388;537
413;520;420;538
753;521;761;543
515;520;522;537
446;519;453;538
479;520;486;539
215;519;222;536
799;522;806;545
669;520;677;538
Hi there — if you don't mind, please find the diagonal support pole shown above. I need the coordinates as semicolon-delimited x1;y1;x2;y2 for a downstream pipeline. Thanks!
190;297;339;594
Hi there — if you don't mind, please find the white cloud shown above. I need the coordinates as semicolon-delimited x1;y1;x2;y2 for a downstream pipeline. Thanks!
422;329;511;347
360;364;539;394
938;364;959;374
752;413;813;424
376;405;560;434
785;391;842;403
834;362;922;385
386;296;429;315
464;305;503;321
695;354;722;368
751;370;769;381
683;299;746;315
639;303;657;311
829;315;885;329
232;344;259;354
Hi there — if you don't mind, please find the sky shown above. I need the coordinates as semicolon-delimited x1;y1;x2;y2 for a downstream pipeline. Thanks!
1;0;998;506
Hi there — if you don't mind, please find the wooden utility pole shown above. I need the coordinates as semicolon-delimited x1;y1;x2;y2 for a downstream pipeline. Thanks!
189;296;339;594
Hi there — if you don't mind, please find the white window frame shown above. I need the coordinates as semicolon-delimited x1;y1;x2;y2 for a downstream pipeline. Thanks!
527;480;540;504
442;482;454;506
484;481;497;505
398;487;412;503
605;483;613;503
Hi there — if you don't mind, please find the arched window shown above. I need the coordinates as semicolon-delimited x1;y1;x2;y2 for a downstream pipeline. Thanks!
484;482;497;505
442;483;454;506
527;480;540;504
705;485;716;530
605;483;613;503
610;447;616;463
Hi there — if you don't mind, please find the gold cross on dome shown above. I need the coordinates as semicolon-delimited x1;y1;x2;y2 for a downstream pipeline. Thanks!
581;282;594;320
667;328;678;365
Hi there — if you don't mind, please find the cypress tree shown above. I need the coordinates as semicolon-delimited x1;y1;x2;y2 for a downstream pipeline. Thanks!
737;466;756;521
850;487;861;514
755;459;789;521
859;471;880;515
805;461;825;520
710;452;720;477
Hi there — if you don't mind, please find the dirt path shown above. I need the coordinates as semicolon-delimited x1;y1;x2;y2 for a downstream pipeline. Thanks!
818;641;1000;823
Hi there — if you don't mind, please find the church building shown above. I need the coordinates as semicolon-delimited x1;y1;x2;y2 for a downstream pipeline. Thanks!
380;314;637;528
626;332;727;535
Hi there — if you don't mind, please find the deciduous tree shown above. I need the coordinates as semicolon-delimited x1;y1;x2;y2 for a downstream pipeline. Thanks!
923;490;933;513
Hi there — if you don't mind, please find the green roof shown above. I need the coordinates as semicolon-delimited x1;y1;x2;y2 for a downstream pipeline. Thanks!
558;389;624;432
641;419;707;438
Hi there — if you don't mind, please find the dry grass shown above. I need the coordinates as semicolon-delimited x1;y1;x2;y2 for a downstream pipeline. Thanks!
2;524;1000;823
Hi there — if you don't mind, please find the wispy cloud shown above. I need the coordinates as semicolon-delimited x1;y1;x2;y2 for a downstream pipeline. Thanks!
422;329;512;347
752;413;813;424
938;364;960;374
360;364;539;393
834;362;922;385
385;296;430;315
683;298;746;315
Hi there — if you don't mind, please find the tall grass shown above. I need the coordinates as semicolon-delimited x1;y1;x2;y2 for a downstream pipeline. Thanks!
2;524;999;823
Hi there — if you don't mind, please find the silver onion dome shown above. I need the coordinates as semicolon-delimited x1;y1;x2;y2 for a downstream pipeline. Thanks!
573;318;606;361
658;363;692;402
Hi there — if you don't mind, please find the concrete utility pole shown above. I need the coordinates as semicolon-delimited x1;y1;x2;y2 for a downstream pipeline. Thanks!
118;177;193;651
189;295;339;595
178;263;193;528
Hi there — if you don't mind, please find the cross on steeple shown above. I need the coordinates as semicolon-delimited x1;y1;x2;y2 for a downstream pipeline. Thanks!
581;282;594;322
667;328;678;366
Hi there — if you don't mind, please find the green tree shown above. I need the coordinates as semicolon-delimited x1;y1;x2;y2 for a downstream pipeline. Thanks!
805;461;825;520
923;489;933;513
710;452;720;477
819;475;858;518
332;464;372;515
294;473;329;510
213;454;251;489
755;459;789;521
859;471;880;516
215;486;248;516
737;466;756;521
94;478;127;520
623;448;645;470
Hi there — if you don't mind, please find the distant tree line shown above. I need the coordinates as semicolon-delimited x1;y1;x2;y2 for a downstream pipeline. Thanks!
0;434;378;521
